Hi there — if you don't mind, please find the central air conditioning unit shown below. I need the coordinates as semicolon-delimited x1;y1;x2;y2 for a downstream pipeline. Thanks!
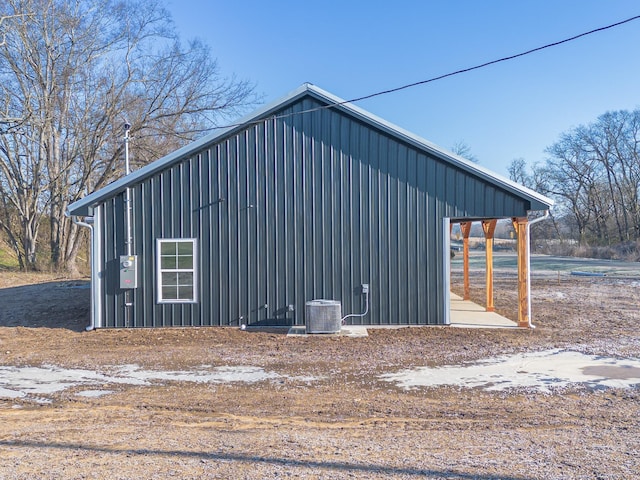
305;299;342;334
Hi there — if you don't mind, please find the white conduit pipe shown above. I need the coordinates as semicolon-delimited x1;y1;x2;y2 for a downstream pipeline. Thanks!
342;292;369;324
526;210;550;328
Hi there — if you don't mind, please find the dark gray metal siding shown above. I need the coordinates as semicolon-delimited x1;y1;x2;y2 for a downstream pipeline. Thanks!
98;96;532;328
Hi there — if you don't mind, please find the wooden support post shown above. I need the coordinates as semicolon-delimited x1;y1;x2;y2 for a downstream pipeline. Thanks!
482;219;497;312
512;217;530;327
460;222;472;300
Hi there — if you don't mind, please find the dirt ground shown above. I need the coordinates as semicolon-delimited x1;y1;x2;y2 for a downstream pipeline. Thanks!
0;270;639;479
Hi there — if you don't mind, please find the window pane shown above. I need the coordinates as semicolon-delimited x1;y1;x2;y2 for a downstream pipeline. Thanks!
162;272;178;286
177;285;193;300
177;255;193;269
161;256;176;269
178;272;193;286
176;242;193;255
160;242;176;256
162;285;178;299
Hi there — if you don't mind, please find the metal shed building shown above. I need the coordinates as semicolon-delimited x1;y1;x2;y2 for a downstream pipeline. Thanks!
67;84;553;329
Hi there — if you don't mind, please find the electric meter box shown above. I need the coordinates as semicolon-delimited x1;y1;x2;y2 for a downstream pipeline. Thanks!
119;255;138;289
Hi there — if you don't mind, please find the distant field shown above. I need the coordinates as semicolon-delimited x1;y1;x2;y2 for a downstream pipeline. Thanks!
452;251;640;277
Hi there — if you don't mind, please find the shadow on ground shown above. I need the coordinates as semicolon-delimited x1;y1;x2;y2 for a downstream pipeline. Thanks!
0;281;90;331
0;439;535;480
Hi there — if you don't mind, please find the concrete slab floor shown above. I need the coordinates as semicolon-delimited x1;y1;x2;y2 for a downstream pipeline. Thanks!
287;326;369;337
449;293;520;329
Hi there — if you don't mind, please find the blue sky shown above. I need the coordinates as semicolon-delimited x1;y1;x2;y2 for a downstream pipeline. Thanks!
166;1;640;176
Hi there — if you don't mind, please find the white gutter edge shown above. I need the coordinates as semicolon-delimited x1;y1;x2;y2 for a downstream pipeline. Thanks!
526;210;550;328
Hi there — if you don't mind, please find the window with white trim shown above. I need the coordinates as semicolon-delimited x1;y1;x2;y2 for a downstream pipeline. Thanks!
157;238;197;303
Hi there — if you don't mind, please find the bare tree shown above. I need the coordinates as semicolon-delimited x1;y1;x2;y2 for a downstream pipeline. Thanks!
0;122;45;269
543;109;640;246
544;109;640;246
450;140;479;163
0;0;256;273
508;158;530;187
544;133;601;245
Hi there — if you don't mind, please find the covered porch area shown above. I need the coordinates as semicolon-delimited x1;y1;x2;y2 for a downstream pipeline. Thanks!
449;292;519;328
449;215;541;328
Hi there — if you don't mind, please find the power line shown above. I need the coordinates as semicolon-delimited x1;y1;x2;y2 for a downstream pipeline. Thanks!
215;14;640;131
345;14;640;104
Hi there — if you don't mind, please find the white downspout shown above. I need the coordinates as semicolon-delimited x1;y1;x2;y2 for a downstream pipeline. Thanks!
526;210;550;328
72;215;99;331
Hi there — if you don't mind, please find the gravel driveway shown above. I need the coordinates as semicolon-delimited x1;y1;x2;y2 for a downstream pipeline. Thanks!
1;271;639;479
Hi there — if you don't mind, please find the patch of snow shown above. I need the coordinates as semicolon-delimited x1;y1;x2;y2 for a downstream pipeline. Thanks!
0;386;25;399
76;390;114;398
0;364;312;402
379;349;640;393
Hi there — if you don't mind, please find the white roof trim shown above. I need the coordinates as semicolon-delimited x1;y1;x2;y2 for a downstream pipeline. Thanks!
67;83;553;216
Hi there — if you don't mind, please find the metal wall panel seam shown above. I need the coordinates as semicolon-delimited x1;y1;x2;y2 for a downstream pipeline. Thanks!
144;179;153;327
246;129;253;325
249;125;259;324
349;122;360;323
369;130;380;324
427;157;437;323
290;106;300;323
385;138;394;324
300;102;310;315
282;112;291;321
102;199;111;327
192;155;202;325
134;183;143;326
266;118;276;323
233;135;241;325
397;140;405;323
250;126;259;324
265;120;272;322
291;102;301;324
359;126;370;325
330;113;339;304
305;104;315;306
221;141;230;325
323;109;331;298
382;140;388;326
341;118;351;315
199;151;209;326
115;194;125;327
259;125;265;322
221;143;228;325
239;130;248;325
273;116;282;321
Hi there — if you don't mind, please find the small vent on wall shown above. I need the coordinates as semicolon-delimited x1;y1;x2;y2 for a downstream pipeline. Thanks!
305;300;342;334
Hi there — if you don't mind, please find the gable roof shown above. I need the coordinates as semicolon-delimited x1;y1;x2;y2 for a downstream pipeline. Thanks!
67;83;553;217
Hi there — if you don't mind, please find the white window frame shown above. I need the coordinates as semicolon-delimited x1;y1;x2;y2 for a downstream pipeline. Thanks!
156;238;198;304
